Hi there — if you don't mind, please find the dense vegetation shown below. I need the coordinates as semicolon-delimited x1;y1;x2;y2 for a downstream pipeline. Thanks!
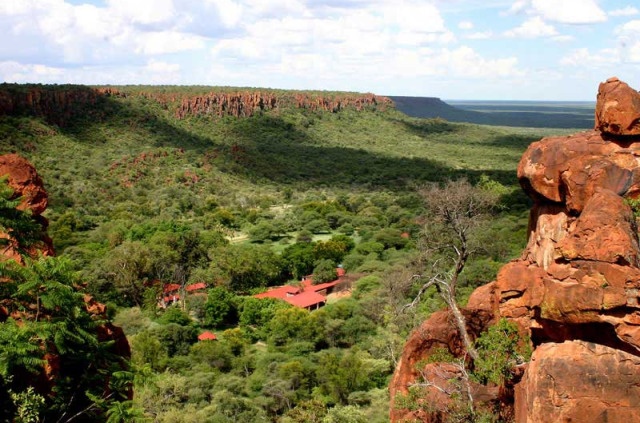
0;85;579;422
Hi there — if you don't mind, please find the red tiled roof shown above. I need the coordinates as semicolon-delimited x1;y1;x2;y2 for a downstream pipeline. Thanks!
198;331;217;341
336;267;345;277
284;290;326;308
254;285;300;299
300;278;341;293
401;232;410;238
186;282;207;292
163;283;181;294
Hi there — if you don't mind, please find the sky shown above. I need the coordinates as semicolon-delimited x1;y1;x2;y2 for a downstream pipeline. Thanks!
0;0;639;100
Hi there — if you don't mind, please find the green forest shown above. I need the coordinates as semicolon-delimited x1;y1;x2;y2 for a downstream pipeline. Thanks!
0;85;580;422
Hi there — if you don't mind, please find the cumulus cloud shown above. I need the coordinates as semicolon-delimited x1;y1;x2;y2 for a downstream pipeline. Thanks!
503;0;607;24
560;19;640;66
0;0;528;91
609;6;639;17
504;17;558;38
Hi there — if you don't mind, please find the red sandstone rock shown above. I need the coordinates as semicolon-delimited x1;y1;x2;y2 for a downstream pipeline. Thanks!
595;77;640;136
389;308;495;422
0;154;54;263
0;154;130;397
0;153;48;215
391;79;640;422
515;341;640;423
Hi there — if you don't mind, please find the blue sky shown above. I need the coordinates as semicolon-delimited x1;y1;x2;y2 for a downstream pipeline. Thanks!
0;0;639;100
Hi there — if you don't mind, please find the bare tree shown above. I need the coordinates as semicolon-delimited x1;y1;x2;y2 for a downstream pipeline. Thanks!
404;179;497;361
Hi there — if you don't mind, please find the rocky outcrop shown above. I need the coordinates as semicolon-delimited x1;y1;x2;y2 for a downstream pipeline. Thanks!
515;341;640;423
391;78;640;422
0;154;54;263
175;91;278;118
0;85;105;127
0;84;394;125
0;154;130;396
595;76;640;136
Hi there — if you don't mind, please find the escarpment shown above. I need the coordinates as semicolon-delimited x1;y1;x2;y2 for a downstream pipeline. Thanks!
390;78;640;423
0;154;130;399
0;84;393;125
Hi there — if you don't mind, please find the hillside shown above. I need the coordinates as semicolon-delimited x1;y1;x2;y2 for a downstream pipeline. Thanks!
0;84;567;422
390;95;595;129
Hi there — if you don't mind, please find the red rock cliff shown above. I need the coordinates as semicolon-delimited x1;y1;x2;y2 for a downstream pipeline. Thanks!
390;78;640;423
0;85;394;125
0;154;130;395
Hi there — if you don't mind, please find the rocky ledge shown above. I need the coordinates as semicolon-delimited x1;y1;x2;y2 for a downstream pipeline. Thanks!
390;78;640;423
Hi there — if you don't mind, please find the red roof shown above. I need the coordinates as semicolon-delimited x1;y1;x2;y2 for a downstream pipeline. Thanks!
186;282;207;292
336;267;345;277
284;290;326;308
254;285;300;299
300;278;341;293
198;331;217;341
401;232;410;238
163;283;181;294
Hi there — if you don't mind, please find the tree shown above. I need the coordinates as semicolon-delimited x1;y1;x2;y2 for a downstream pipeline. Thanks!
204;286;237;327
0;257;132;422
405;179;497;361
282;243;316;279
312;259;338;285
313;241;347;264
103;241;152;306
209;245;285;292
160;306;192;326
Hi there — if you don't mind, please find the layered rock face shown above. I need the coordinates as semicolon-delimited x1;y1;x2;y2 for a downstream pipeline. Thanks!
0;154;130;394
391;78;640;422
0;85;393;125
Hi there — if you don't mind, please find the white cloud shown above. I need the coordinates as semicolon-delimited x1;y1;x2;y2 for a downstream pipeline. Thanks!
617;19;640;34
465;31;493;40
107;0;176;25
504;17;558;38
504;0;607;24
609;6;639;17
560;47;618;66
134;32;206;55
458;21;474;30
501;0;528;16
0;59;182;84
531;0;607;24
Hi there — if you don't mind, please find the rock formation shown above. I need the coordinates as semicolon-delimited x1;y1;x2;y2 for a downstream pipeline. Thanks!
0;84;394;125
390;78;640;422
0;154;54;263
0;154;130;397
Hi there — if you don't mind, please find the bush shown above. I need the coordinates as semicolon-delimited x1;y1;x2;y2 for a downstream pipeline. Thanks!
312;259;338;285
160;306;192;326
204;287;237;327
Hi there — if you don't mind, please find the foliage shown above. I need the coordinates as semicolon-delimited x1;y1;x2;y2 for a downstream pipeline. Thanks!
0;257;131;422
0;84;554;421
204;286;237;327
0;179;42;256
312;259;338;285
472;318;531;386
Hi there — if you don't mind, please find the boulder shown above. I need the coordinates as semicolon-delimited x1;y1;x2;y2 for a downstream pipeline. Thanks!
515;341;640;423
391;78;640;422
595;76;640;136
